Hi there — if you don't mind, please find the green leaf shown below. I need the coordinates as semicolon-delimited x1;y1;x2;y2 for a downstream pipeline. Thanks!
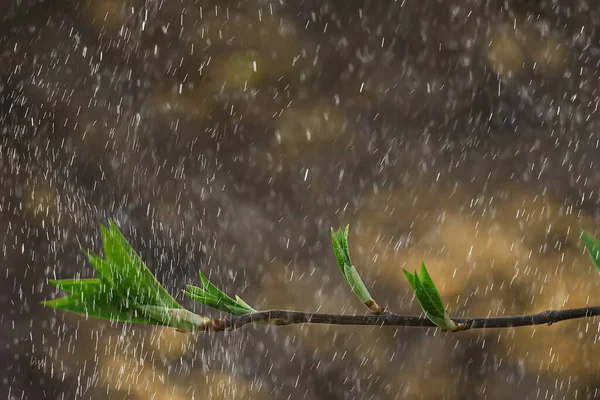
413;270;444;320
183;289;236;314
185;285;210;297
402;269;416;291
424;313;457;331
45;279;205;329
49;279;104;294
89;221;181;309
234;295;256;312
416;263;445;315
82;250;115;286
581;231;600;275
47;282;233;329
43;282;160;325
403;263;457;331
343;264;372;302
331;226;352;274
193;270;256;314
182;288;255;316
331;226;384;314
44;222;219;329
182;289;221;309
198;270;232;301
224;304;255;316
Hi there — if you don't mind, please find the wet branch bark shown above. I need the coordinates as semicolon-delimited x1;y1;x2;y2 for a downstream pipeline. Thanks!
200;306;600;333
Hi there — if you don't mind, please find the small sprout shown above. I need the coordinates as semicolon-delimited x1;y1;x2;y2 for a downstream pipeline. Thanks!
403;263;457;331
182;270;256;316
43;279;160;325
87;221;182;309
331;226;385;314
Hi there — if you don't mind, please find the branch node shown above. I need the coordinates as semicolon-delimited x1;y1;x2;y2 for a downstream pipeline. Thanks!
452;322;469;332
364;300;386;315
209;318;227;332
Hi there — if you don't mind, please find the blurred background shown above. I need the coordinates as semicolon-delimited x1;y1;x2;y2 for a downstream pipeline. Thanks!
2;0;600;398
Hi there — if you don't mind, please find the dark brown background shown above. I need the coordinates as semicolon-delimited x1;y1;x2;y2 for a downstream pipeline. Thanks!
2;0;600;398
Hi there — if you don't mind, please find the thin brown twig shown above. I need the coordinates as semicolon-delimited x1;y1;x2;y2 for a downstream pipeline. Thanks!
197;306;600;333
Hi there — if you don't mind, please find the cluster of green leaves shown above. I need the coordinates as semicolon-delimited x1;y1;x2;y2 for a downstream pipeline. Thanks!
403;264;457;331
183;271;256;316
44;221;210;331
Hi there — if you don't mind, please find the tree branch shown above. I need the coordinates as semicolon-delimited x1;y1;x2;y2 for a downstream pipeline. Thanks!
45;223;600;335
199;306;600;333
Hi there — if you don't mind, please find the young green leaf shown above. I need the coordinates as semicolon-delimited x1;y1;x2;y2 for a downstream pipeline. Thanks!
416;263;445;315
182;289;224;311
331;226;385;314
343;264;379;308
183;279;256;316
331;226;352;275
224;304;256;315
198;270;234;301
402;269;416;291
43;221;191;328
423;312;457;331
234;295;256;312
403;263;457;331
43;281;161;325
581;231;600;275
413;270;445;320
196;271;256;313
49;279;104;295
46;281;211;330
183;290;251;316
92;221;181;309
185;285;210;297
182;290;216;305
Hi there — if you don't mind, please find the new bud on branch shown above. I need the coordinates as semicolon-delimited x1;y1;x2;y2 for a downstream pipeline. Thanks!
330;226;385;315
